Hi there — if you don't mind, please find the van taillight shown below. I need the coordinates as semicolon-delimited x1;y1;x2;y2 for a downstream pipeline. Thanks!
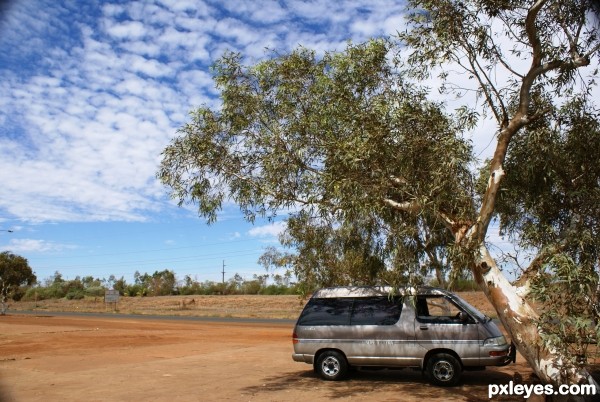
292;332;298;344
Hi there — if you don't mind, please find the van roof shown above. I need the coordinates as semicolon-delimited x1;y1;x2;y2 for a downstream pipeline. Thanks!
311;286;452;298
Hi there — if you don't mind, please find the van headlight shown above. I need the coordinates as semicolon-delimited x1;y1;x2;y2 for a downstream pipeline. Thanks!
483;336;507;346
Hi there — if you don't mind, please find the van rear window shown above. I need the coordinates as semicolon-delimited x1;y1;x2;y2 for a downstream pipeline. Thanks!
297;296;402;326
351;297;402;325
297;298;352;325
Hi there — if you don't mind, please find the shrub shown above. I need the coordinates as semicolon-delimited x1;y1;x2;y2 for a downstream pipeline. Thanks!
65;290;85;300
84;286;105;297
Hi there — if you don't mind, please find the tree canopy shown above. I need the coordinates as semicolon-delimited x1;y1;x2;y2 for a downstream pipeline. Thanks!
159;39;474;288
0;251;36;315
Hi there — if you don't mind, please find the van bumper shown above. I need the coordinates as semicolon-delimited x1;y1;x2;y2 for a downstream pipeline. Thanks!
481;342;516;366
498;342;517;366
292;353;314;364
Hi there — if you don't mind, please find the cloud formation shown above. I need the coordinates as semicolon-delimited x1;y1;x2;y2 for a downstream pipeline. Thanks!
0;0;406;223
248;221;287;238
0;238;77;253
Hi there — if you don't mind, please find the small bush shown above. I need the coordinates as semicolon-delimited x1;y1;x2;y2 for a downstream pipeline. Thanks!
65;290;85;300
84;286;105;297
40;285;67;299
11;287;26;301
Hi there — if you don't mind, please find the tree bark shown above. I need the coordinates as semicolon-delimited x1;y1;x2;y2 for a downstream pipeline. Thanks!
0;295;7;315
471;244;599;397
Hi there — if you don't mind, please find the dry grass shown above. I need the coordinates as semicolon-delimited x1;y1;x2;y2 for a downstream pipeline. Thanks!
9;291;495;320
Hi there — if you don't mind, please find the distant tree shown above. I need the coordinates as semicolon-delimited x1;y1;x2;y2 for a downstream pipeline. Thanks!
241;279;262;294
63;277;85;300
81;275;97;287
231;273;244;290
50;270;64;285
103;274;117;290
149;269;177;296
183;275;194;288
0;251;36;315
179;274;203;295
113;276;127;295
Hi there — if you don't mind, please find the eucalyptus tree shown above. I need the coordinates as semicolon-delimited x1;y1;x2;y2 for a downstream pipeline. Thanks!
258;211;454;293
159;38;474;290
258;213;390;293
397;0;600;390
0;251;36;315
159;0;600;391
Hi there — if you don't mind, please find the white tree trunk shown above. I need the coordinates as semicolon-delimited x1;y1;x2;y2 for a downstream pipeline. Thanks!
0;296;7;315
474;245;599;395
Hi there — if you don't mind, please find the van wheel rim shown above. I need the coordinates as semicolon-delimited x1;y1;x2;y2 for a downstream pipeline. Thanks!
322;357;340;376
433;360;454;381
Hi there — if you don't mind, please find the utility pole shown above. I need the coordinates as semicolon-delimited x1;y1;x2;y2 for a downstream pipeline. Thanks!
221;260;226;284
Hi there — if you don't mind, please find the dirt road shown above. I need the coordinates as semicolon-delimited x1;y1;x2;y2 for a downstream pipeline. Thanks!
0;313;534;401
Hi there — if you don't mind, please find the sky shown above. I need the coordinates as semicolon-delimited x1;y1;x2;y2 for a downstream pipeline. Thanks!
2;1;591;286
0;0;412;284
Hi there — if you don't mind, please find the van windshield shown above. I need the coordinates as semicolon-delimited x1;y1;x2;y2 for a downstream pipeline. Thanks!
448;293;488;323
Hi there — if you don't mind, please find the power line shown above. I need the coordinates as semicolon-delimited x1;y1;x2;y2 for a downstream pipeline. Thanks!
31;249;263;271
27;237;261;261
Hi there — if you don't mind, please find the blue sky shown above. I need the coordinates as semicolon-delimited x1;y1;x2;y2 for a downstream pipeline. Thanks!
0;0;409;284
3;1;592;285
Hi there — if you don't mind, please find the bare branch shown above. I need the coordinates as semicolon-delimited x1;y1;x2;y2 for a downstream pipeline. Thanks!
526;0;549;68
559;20;578;59
454;54;503;125
389;175;408;187
383;198;421;214
583;41;600;62
488;35;525;79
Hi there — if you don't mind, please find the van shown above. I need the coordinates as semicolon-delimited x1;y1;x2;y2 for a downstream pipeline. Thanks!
292;286;514;386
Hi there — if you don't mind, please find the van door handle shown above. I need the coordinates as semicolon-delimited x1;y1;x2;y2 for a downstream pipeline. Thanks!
419;326;428;330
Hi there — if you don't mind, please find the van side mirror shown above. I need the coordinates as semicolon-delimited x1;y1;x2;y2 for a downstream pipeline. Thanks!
458;312;469;323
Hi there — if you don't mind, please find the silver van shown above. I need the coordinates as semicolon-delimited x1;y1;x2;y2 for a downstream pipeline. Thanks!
292;286;514;386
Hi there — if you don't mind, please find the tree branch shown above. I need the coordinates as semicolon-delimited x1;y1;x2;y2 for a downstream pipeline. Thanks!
389;175;409;187
487;32;525;79
526;0;549;68
383;198;421;214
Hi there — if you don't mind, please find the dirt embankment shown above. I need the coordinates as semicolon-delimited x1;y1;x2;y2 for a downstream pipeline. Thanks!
8;291;496;319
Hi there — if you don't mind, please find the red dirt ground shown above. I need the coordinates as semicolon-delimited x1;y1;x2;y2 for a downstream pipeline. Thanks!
0;314;536;402
0;293;539;401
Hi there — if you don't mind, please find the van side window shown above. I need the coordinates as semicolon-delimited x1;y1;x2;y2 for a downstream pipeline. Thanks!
351;297;402;325
416;295;465;324
297;298;352;325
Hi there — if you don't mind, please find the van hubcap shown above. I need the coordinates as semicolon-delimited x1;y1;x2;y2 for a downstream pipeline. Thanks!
433;360;454;381
322;357;340;376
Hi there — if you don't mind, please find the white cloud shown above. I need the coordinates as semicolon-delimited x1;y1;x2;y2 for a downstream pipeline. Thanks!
0;0;412;224
248;221;287;238
105;20;148;40
0;239;77;253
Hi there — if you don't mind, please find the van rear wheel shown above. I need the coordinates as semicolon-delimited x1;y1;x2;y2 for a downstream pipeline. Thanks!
426;353;461;386
315;351;348;381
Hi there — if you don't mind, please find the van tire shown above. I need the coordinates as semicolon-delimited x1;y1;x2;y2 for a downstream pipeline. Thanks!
426;353;461;386
315;351;348;381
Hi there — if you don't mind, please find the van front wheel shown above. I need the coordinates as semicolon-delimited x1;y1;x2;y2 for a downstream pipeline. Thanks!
315;351;348;381
426;353;461;386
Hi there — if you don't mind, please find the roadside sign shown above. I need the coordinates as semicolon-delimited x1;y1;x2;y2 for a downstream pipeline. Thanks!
104;289;120;303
